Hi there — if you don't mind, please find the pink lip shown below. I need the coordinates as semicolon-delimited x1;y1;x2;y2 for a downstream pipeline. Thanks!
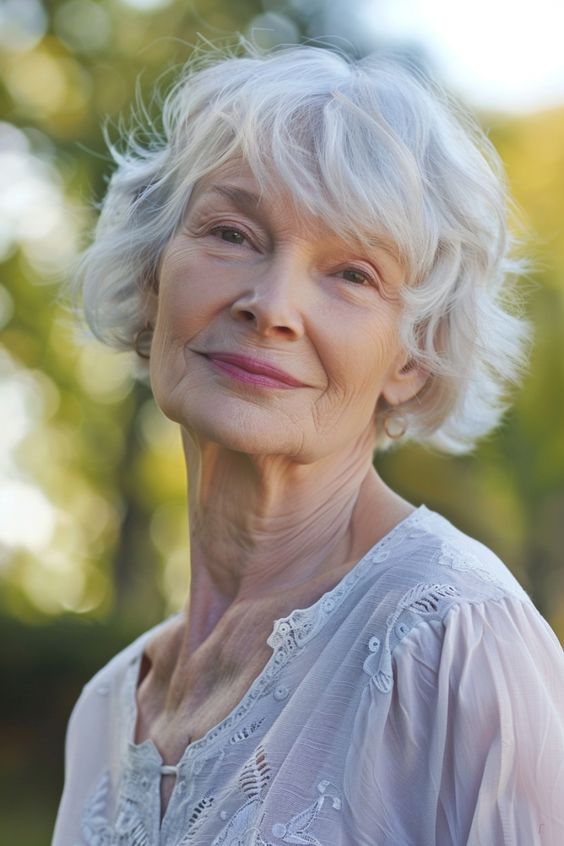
204;353;307;388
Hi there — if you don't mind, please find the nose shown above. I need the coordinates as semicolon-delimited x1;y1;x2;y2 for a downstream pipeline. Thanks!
230;250;307;340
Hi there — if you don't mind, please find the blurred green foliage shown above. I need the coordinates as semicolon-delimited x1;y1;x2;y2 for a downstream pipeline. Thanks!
0;1;563;843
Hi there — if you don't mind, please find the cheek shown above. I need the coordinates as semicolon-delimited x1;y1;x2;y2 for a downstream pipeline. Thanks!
323;309;400;394
155;244;221;339
308;315;399;439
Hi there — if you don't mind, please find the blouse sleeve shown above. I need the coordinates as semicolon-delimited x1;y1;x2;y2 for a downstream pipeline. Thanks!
345;595;564;846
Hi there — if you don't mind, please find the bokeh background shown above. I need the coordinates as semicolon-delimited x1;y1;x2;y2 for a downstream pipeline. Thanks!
1;0;563;841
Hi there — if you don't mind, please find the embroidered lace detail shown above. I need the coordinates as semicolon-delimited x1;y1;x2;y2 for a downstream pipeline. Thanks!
210;753;340;846
363;582;459;693
211;745;272;845
80;768;153;846
79;767;217;846
80;770;113;846
114;797;149;846
78;753;339;846
79;507;427;845
241;744;272;798
270;780;341;845
176;797;215;845
123;508;425;767
436;540;507;589
228;717;266;746
266;507;425;656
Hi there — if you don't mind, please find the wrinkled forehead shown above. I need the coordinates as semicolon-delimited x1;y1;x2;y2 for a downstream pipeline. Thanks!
187;158;326;238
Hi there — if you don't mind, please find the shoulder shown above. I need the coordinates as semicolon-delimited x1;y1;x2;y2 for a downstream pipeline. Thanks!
386;504;530;602
349;513;564;845
367;503;532;621
67;612;183;733
358;505;552;693
53;612;184;842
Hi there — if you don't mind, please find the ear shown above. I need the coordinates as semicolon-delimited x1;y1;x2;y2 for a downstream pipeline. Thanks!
380;353;428;407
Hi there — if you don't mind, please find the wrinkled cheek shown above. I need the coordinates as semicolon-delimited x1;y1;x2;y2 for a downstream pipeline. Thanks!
155;282;214;352
313;380;364;428
149;327;188;410
156;288;196;338
157;247;217;333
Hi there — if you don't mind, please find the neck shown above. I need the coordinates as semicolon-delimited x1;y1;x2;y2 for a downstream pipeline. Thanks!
179;424;412;642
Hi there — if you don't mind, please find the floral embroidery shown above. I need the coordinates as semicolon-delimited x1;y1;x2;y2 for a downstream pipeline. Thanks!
363;582;459;692
80;766;218;846
176;797;215;844
413;510;527;599
266;508;425;658
118;508;425;773
79;744;340;846
240;744;272;798
77;506;477;844
270;780;341;845
69;502;531;846
114;797;149;846
80;767;155;846
211;745;272;845
209;753;341;846
437;540;507;589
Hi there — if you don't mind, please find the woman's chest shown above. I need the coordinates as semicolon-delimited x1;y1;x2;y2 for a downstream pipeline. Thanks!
91;700;351;846
135;608;278;737
133;592;329;763
134;636;275;819
80;591;382;844
125;682;350;843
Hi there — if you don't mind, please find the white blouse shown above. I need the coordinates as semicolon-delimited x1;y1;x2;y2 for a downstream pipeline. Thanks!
51;505;564;845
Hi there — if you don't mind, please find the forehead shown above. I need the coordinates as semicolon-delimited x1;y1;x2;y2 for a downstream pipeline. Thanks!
188;159;314;229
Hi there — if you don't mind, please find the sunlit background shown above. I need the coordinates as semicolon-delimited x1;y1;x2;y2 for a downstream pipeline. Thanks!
1;0;563;841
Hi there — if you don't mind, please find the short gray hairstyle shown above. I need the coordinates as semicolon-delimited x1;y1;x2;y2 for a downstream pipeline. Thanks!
65;39;531;454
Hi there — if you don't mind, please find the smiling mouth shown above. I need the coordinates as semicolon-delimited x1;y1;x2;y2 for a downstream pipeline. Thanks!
203;354;306;389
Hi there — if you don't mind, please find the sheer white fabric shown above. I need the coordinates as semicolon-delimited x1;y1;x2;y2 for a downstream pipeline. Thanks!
51;505;564;845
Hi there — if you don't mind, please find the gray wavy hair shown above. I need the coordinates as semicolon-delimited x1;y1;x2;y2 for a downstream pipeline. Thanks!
64;39;532;455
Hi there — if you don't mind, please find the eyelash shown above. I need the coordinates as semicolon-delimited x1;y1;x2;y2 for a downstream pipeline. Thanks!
208;225;379;288
209;225;249;246
336;268;374;287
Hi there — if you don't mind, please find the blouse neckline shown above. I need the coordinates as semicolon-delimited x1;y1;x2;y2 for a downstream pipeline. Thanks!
124;504;428;772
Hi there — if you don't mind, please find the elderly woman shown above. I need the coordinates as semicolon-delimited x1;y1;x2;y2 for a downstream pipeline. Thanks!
52;43;564;846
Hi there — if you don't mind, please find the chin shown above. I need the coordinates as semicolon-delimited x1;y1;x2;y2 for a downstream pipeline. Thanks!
178;399;302;456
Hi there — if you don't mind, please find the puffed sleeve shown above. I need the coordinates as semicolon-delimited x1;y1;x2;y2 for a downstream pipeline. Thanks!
344;595;564;845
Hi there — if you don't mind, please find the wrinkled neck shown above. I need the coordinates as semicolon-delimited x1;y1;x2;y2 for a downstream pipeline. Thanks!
181;423;404;608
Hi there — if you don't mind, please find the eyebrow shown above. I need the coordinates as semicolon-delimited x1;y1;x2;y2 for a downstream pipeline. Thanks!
192;184;263;214
194;184;393;247
189;183;404;280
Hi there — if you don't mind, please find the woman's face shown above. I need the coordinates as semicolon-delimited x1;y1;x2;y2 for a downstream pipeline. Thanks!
149;160;423;462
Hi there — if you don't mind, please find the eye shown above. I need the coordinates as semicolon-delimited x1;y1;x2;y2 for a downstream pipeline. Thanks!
210;226;248;245
336;267;375;287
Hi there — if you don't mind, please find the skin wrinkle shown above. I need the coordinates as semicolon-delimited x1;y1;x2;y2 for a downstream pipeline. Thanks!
183;161;407;295
135;159;428;818
187;438;372;589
